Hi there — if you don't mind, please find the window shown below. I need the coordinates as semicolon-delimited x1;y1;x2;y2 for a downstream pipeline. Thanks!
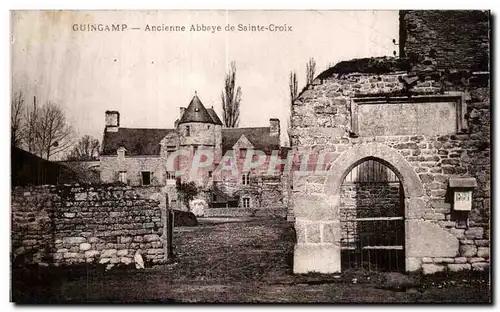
208;171;213;178
186;125;190;136
242;172;250;185
242;197;250;208
239;148;247;159
141;171;151;186
117;147;126;159
118;171;127;184
165;171;175;182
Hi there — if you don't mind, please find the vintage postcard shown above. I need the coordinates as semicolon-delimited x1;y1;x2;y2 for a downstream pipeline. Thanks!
10;10;491;303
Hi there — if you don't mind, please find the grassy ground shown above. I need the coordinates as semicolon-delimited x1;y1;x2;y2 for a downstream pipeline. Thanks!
12;216;491;303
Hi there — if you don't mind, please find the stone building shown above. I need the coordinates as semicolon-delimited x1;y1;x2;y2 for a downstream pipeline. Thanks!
290;10;490;274
100;95;285;215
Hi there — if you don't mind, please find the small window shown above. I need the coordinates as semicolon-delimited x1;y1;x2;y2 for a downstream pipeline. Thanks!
141;171;151;186
166;171;175;181
239;148;247;159
242;197;250;208
208;171;213;178
186;125;190;136
118;171;127;184
242;172;250;185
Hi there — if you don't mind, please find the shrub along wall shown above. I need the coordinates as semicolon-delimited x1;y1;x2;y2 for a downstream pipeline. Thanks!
11;184;166;267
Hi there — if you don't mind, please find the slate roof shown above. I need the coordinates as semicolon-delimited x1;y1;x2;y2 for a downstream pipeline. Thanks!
222;127;280;154
207;108;223;125
101;128;175;156
178;95;214;124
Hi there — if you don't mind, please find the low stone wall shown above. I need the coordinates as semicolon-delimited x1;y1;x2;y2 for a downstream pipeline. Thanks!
12;184;166;267
203;207;287;218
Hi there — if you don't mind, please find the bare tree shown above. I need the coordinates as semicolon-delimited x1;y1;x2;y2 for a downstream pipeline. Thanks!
36;102;73;160
11;91;25;147
23;100;73;160
23;96;39;154
306;57;316;85
66;135;100;161
288;71;298;142
221;61;242;128
289;71;298;106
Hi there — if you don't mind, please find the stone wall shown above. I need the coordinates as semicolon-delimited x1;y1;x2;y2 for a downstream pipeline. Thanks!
11;184;166;267
400;10;490;72
290;56;490;273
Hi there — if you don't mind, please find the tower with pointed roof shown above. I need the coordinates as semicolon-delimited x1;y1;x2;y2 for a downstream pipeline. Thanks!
175;94;223;184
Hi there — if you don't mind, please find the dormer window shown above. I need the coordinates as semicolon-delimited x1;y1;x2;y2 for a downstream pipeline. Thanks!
117;147;126;159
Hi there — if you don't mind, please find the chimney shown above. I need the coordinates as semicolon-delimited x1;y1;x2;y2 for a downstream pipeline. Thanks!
180;107;186;119
105;110;120;132
270;118;280;137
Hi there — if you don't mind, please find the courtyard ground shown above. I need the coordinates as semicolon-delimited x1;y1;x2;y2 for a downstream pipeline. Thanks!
12;216;491;303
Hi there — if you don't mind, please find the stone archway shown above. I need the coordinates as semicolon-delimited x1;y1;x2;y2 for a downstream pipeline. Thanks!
293;143;431;274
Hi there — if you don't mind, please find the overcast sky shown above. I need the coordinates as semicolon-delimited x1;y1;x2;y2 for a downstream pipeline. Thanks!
11;10;398;146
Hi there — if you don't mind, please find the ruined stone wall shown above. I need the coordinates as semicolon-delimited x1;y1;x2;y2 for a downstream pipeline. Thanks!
11;185;165;267
400;10;490;72
290;61;490;273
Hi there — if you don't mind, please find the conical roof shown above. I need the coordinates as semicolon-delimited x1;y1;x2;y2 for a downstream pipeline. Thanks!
178;95;214;124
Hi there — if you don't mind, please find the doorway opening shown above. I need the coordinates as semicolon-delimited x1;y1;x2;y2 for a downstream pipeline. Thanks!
340;158;405;272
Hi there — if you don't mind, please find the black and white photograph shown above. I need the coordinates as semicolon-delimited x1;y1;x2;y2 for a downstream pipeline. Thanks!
9;7;492;304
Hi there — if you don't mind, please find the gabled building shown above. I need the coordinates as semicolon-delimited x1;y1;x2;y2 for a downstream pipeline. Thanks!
100;95;285;213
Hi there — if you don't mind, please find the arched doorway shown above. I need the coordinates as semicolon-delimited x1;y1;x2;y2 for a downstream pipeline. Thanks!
340;158;405;272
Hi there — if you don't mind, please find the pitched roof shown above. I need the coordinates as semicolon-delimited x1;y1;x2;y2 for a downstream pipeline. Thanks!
222;127;280;154
102;128;175;156
207;108;223;125
178;95;214;124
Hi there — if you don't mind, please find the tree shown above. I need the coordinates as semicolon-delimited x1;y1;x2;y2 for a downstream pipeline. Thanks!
23;100;73;160
306;57;316;85
66;135;100;161
11;91;25;147
288;71;298;146
221;61;242;128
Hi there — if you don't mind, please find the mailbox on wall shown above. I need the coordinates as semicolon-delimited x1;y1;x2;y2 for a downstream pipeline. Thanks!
449;177;478;211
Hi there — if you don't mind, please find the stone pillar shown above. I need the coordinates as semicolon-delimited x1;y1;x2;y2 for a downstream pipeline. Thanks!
293;193;341;273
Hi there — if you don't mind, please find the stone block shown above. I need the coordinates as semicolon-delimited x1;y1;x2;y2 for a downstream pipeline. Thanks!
293;244;340;274
85;250;100;258
62;237;86;244
75;193;87;201
295;222;306;244
449;228;465;239
475;240;489;247
117;249;128;257
448;263;471;272
406;220;459;258
322;222;341;244
147;248;164;255
468;257;486;263
454;257;467;263
433;257;454;264
101;249;118;258
477;247;489;259
79;243;91;251
422;257;433;263
422;263;446;275
306;223;321;243
406;257;422;272
293;194;339;221
64;213;76;218
471;262;489;271
121;257;132;265
144;234;160;242
465;227;484;239
459;245;477;257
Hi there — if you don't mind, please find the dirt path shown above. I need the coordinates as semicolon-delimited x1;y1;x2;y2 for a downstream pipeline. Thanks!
17;217;491;303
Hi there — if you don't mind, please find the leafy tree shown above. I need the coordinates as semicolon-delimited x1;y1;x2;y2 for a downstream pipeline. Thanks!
221;61;242;128
175;180;198;210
